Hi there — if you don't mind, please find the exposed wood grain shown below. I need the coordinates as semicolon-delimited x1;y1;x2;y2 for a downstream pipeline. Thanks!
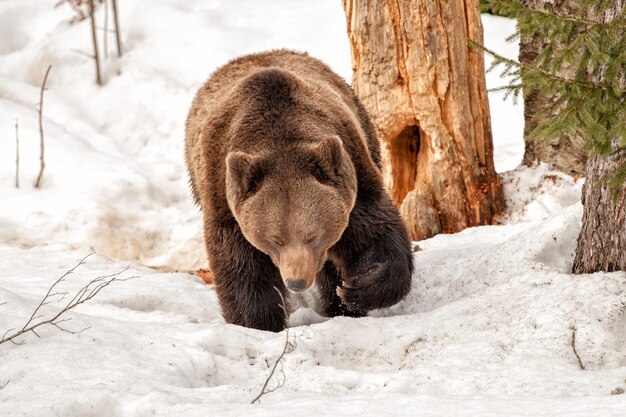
343;0;504;240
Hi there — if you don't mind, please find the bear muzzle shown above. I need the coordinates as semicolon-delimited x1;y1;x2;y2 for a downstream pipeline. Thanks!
277;244;321;292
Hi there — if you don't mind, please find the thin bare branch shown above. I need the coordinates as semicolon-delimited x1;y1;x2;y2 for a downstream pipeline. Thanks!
251;288;295;404
0;379;9;390
111;0;122;57
0;254;136;346
34;65;52;188
21;252;93;332
2;328;15;340
88;0;102;85
571;327;586;370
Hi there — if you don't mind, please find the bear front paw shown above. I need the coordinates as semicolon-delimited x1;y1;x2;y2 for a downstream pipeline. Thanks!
337;259;411;312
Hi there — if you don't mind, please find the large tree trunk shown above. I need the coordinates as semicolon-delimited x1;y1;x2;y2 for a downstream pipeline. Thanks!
343;0;504;241
572;0;625;274
520;0;587;176
572;149;626;273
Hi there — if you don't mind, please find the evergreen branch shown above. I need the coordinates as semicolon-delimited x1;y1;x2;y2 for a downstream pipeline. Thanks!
488;0;626;29
487;83;523;93
469;39;626;94
527;89;593;143
554;25;596;70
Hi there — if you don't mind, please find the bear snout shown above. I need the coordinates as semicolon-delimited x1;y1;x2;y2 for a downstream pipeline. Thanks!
277;244;320;292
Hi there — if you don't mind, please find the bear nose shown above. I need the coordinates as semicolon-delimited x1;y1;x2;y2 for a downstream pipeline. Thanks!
285;279;307;292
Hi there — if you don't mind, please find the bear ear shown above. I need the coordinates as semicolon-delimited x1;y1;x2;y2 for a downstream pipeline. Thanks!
225;151;266;205
310;136;355;186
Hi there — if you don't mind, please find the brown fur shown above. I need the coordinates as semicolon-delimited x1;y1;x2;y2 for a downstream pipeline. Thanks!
185;50;413;332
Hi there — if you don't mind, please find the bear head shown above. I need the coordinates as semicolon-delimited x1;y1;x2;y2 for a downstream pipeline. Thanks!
225;136;357;291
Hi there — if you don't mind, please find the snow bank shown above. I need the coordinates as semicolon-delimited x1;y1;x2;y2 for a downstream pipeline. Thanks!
501;163;584;224
1;207;625;416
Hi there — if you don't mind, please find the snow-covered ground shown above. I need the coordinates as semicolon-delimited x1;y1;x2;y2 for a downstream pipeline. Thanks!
1;1;624;416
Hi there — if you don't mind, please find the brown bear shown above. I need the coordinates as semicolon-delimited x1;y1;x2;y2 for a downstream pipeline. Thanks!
185;50;413;332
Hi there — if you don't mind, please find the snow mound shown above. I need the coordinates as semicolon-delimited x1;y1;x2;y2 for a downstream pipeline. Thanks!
501;163;584;223
1;208;625;416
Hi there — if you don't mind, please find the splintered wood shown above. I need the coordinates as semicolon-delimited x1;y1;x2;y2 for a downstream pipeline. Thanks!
343;0;504;240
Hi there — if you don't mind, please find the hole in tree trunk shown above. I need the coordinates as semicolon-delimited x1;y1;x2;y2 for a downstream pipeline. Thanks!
389;125;420;204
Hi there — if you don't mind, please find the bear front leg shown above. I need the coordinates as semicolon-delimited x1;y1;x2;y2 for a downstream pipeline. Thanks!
316;260;365;318
334;192;414;312
207;223;289;332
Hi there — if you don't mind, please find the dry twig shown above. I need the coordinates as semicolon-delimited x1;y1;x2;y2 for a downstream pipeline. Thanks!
88;0;102;85
34;65;52;188
0;379;9;390
250;288;295;404
111;0;122;57
0;253;136;346
571;327;586;370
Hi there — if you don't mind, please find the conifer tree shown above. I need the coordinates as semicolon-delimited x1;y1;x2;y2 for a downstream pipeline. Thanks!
474;0;625;272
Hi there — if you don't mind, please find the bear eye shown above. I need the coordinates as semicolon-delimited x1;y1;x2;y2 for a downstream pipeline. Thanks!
270;238;284;247
312;162;332;184
245;166;266;195
304;235;316;245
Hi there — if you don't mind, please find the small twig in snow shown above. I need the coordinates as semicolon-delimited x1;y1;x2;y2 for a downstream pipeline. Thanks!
111;0;122;57
88;0;102;85
0;379;9;390
15;119;19;188
571;327;585;370
0;253;136;346
250;288;295;404
34;65;52;189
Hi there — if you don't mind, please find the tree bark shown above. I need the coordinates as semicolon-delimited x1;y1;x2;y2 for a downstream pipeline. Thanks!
572;0;626;274
520;0;587;176
572;149;626;273
343;0;504;240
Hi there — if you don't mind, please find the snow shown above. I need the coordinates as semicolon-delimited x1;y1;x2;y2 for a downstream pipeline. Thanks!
1;1;625;416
